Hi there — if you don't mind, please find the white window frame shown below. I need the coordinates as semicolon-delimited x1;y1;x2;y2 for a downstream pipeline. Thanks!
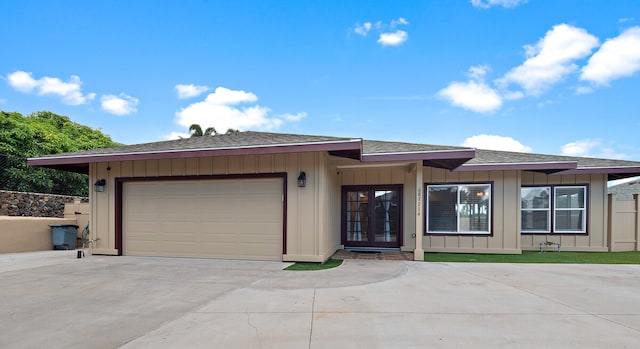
553;185;587;233
521;186;551;233
520;185;588;234
426;183;492;235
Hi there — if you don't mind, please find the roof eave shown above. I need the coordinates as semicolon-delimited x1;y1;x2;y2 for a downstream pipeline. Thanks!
361;149;476;163
28;140;363;168
455;161;578;173
555;166;640;181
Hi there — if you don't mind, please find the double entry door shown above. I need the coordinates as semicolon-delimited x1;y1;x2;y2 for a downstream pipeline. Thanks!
342;185;402;249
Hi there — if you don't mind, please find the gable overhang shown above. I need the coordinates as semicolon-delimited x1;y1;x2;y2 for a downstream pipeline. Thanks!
555;166;640;181
328;149;361;160
455;161;578;173
362;149;475;167
28;139;363;174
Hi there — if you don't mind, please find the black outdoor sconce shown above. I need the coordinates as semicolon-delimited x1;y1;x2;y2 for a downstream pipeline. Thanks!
297;171;306;187
94;179;106;192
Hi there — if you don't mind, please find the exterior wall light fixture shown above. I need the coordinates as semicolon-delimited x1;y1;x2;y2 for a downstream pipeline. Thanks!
94;179;106;192
297;172;306;187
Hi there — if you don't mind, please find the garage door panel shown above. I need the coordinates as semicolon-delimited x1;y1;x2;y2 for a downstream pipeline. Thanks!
123;178;283;261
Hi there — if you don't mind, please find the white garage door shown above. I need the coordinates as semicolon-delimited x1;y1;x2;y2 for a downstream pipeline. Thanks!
123;178;283;261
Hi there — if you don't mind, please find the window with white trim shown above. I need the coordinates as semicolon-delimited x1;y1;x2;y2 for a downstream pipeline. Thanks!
426;184;491;234
554;186;586;233
521;187;551;232
520;185;587;234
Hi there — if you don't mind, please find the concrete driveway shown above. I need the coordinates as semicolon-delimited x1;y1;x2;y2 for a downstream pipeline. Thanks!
1;251;640;348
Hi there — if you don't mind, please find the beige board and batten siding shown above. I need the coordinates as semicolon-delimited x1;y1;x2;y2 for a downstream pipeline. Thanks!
423;168;521;254
324;160;343;258
89;151;336;262
520;172;608;251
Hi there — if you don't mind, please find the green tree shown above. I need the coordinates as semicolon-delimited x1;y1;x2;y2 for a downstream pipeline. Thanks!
189;124;216;137
0;111;119;196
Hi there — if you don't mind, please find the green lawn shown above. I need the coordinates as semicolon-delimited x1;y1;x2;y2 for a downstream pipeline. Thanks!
425;251;640;264
284;258;343;271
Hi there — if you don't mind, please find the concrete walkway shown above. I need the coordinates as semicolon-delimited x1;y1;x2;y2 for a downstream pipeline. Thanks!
1;251;640;348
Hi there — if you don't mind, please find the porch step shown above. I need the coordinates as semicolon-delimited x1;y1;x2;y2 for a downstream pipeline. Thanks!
331;249;414;261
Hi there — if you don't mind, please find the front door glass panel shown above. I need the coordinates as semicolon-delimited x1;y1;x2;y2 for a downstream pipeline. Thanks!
342;186;402;248
374;190;399;242
345;191;369;242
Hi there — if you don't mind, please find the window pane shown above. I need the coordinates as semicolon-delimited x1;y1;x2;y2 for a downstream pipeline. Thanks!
521;187;550;209
345;191;369;242
555;210;584;231
521;210;549;231
374;190;400;242
428;186;457;232
555;187;585;209
458;185;490;232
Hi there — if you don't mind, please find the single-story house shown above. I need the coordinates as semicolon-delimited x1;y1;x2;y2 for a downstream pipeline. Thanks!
28;131;640;262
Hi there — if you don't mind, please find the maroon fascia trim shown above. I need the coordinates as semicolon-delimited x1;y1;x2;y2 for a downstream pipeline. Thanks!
456;162;577;173
114;173;288;257
28;140;362;167
423;181;495;237
556;166;640;175
362;149;476;163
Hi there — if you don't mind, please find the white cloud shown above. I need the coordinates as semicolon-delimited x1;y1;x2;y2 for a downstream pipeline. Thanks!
280;112;307;121
353;18;409;46
468;65;489;78
6;70;95;105
599;148;629;160
165;131;191;140
175;86;304;132
438;80;502;113
561;139;629;159
574;86;593;95
560;139;601;156
354;22;372;36
377;30;408;46
390;17;409;27
7;71;39;92
499;24;599;95
471;0;527;8
175;84;210;99
204;87;257;105
100;93;138;115
462;134;532;152
502;90;524;100
580;26;640;85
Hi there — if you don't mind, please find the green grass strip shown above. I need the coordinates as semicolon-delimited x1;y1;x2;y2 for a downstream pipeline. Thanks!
285;258;343;271
425;251;640;264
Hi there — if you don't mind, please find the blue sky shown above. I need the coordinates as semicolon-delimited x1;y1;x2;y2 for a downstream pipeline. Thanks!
1;0;640;161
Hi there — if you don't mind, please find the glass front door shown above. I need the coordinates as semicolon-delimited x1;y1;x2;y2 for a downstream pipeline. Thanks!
342;185;402;248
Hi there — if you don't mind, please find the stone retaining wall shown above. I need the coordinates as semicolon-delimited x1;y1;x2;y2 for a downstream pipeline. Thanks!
0;190;88;217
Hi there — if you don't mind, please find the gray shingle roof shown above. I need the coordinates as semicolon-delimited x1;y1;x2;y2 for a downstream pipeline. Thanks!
27;131;640;179
608;180;640;200
33;131;359;158
468;149;640;168
362;140;471;154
